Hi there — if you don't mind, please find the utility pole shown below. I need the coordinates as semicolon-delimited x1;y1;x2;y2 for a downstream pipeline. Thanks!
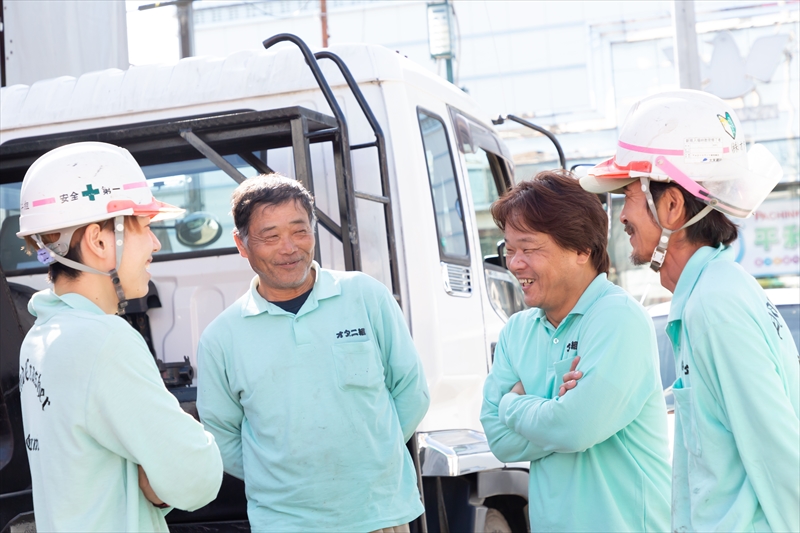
176;0;195;58
139;0;195;59
672;0;701;90
320;0;329;48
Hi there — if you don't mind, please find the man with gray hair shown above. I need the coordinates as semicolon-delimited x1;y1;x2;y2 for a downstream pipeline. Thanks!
196;174;429;533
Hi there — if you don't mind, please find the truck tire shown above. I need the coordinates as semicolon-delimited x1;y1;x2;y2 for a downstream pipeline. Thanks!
484;508;512;533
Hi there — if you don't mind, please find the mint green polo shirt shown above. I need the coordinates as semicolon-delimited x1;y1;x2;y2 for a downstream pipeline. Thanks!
481;274;671;532
20;290;223;532
668;245;800;532
196;263;429;532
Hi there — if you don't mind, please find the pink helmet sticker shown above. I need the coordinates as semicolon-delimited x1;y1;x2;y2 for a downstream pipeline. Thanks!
32;198;56;207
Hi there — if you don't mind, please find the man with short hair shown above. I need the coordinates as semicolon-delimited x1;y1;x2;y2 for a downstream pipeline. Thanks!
197;173;429;532
17;142;223;532
579;89;799;532
480;171;671;532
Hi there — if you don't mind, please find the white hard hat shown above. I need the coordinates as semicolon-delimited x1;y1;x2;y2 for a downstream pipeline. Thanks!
17;142;183;244
581;89;782;219
16;142;183;314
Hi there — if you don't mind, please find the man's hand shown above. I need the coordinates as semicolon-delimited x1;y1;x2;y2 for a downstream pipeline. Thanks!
138;465;166;506
511;381;526;395
558;356;582;397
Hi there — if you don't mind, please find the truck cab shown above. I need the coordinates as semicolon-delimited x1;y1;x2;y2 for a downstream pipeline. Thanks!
0;36;531;532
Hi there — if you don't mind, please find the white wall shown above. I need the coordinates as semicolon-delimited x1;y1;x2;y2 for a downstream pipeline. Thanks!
3;0;129;86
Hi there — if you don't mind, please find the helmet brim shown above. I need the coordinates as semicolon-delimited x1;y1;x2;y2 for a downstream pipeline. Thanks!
579;174;637;194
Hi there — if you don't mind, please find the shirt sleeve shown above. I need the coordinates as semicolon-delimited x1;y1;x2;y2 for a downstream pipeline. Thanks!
690;302;800;533
480;326;553;463
85;324;223;512
373;288;430;443
196;330;246;481
498;302;661;454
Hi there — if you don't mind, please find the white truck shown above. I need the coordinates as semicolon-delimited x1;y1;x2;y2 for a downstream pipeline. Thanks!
0;34;556;532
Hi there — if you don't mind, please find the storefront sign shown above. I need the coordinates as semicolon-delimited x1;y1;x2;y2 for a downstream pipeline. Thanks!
731;198;800;277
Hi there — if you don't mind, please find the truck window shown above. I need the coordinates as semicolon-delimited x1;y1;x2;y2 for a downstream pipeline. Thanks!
465;147;505;260
464;146;527;320
0;182;34;272
418;109;469;264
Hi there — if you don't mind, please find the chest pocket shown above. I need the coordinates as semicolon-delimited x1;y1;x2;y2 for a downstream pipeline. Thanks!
672;377;702;457
331;341;383;390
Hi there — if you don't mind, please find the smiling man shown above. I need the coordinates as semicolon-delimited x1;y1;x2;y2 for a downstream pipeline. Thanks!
480;171;671;532
196;174;429;533
580;90;799;533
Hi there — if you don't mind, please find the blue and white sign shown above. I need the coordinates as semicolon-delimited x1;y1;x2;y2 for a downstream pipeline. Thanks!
732;197;800;277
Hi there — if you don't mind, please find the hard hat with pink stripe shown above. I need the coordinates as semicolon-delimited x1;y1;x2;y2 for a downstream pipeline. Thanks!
581;89;782;219
16;142;183;314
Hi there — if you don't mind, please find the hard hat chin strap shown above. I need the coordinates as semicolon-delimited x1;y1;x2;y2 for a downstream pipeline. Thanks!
34;215;129;315
640;177;713;273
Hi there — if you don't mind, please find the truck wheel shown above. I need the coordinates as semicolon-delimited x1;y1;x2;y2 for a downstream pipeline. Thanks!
484;508;512;533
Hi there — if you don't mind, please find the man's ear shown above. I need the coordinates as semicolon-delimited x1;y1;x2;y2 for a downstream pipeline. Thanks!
233;231;249;259
657;187;687;230
79;223;115;267
575;249;591;266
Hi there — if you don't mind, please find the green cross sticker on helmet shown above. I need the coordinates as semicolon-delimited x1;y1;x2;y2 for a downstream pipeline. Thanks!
81;184;101;201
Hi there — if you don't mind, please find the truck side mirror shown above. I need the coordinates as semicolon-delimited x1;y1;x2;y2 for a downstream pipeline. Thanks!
497;239;507;270
175;212;223;248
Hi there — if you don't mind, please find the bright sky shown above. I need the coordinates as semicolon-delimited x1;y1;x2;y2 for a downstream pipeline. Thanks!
126;0;181;66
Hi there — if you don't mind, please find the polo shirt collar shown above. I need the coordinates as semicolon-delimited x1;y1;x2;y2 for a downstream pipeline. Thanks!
529;272;609;330
240;261;341;318
28;289;107;319
60;292;107;315
669;244;729;322
568;273;610;317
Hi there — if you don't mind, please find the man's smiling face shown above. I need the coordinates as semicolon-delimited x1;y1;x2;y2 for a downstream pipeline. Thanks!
504;224;583;317
235;200;316;301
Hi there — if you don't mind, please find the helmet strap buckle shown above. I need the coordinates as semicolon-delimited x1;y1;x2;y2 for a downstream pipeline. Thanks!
36;247;56;265
649;229;672;272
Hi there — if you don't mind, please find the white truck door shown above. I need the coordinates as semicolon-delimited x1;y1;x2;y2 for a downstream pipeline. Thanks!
413;106;489;431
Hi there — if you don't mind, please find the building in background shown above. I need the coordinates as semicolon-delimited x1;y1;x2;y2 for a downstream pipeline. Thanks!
128;0;799;301
1;0;128;87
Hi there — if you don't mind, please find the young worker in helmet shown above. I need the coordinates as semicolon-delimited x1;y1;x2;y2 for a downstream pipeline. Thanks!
481;171;671;532
579;90;800;532
16;142;223;532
